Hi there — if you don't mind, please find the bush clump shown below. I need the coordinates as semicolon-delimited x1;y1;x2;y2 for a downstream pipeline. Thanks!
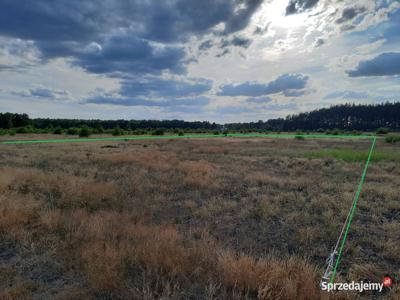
112;126;124;136
53;127;63;134
94;125;104;134
67;128;79;135
326;129;341;135
376;127;390;135
16;127;29;134
385;135;400;143
79;126;91;137
152;129;165;136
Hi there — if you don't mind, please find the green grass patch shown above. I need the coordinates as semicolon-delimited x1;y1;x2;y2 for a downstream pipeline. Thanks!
304;149;400;162
385;135;400;143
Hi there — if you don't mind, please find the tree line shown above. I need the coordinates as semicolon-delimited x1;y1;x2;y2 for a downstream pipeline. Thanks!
1;102;399;134
225;102;400;132
0;113;220;134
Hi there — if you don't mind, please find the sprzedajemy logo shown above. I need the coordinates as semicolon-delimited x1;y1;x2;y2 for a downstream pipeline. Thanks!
321;277;394;293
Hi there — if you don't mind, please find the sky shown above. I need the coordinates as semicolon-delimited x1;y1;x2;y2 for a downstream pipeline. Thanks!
0;0;399;123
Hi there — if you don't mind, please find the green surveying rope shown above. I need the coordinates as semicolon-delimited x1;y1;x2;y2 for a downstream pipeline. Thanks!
329;136;377;283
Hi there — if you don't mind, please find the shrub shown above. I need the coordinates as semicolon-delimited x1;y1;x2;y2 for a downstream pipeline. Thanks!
376;127;390;135
152;128;165;136
67;128;79;135
53;127;63;134
79;126;91;137
326;129;341;135
112;126;123;136
8;130;16;136
385;135;400;144
178;130;185;136
95;126;105;134
45;127;53;134
295;135;305;140
16;127;29;134
132;129;145;135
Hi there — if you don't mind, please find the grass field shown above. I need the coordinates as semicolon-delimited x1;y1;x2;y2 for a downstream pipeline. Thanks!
0;136;399;299
304;148;400;162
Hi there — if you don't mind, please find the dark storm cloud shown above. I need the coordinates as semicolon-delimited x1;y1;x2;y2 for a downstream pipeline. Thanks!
220;36;252;49
0;0;109;41
35;41;82;60
138;0;263;41
74;34;186;75
347;52;400;77
0;0;263;76
198;40;214;51
264;74;309;95
0;0;262;47
86;96;210;107
285;0;319;15
0;0;218;43
223;0;263;34
218;74;309;97
212;35;252;57
336;7;367;24
218;81;266;96
120;78;212;98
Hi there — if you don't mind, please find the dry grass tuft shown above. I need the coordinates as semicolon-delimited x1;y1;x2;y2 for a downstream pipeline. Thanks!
0;194;40;234
178;160;217;188
98;150;179;171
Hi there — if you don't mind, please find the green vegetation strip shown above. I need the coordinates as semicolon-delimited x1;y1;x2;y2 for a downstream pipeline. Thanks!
304;149;399;162
0;133;374;145
329;136;377;283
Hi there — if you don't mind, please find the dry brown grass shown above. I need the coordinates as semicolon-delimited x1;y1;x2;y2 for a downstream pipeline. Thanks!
0;137;398;299
98;150;179;171
178;160;217;188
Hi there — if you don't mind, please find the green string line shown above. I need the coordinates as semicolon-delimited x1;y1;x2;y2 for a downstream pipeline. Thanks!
0;133;374;145
329;136;377;283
